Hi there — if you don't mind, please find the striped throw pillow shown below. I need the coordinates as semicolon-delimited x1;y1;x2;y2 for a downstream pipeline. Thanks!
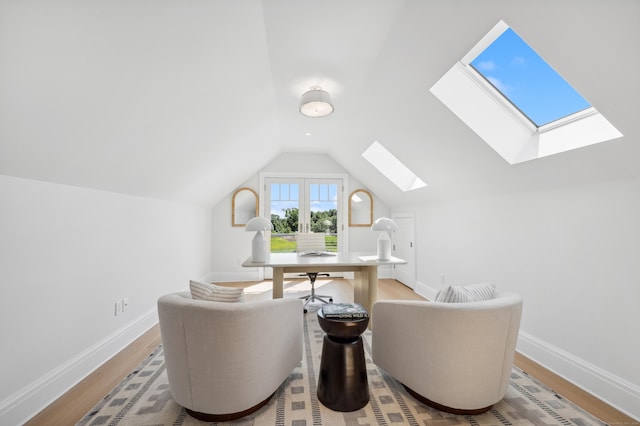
190;280;245;302
435;283;495;303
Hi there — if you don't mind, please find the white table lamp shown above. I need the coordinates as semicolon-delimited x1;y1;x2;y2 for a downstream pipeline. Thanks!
245;217;273;263
371;217;398;261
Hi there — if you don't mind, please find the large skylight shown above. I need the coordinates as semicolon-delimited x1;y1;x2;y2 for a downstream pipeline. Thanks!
430;20;622;164
470;28;591;127
362;141;426;191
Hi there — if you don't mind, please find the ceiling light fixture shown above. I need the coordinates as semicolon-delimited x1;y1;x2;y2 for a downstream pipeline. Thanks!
300;86;334;118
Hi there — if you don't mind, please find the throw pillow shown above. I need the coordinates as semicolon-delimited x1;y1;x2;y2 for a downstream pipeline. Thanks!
435;282;495;303
190;280;245;302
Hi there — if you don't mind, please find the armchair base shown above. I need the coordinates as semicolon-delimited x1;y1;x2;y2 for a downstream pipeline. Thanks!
185;391;274;422
403;385;492;415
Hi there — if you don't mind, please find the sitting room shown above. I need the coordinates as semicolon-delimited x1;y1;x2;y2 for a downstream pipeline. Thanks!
1;1;638;424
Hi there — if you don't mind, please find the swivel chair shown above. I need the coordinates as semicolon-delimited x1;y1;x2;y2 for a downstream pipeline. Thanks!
372;292;523;414
296;232;333;313
158;292;303;421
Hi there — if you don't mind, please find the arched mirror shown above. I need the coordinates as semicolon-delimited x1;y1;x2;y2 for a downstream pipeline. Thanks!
348;189;373;227
232;187;258;227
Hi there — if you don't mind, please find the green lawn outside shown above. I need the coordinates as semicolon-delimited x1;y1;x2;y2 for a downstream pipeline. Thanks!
270;234;337;253
270;236;296;252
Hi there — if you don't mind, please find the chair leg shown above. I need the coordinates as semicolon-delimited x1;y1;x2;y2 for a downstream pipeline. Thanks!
301;273;333;313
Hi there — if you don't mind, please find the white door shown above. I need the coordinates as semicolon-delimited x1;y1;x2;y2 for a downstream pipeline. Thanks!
264;177;344;279
392;212;416;288
265;178;343;252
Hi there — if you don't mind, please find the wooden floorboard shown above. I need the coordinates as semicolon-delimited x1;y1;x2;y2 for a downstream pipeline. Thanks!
24;325;161;426
513;352;637;425
24;279;637;425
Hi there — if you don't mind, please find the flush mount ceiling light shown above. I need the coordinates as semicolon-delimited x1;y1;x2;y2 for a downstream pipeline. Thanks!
300;86;334;118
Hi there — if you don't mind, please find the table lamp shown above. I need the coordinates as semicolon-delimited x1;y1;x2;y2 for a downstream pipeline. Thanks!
371;217;398;260
245;216;273;263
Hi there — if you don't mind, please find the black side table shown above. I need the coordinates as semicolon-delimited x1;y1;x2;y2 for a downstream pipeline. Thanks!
316;308;370;412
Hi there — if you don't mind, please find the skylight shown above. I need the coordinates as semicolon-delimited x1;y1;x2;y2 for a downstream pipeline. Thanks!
430;20;622;164
470;28;591;127
362;141;426;191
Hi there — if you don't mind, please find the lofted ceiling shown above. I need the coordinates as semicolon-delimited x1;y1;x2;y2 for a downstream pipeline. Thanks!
1;0;638;208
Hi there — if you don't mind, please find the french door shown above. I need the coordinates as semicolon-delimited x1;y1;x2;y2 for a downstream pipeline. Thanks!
264;177;344;253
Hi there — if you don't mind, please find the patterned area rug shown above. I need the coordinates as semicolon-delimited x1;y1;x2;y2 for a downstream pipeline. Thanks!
78;306;606;425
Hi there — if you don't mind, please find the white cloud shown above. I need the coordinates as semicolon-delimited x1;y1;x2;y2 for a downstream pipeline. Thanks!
487;76;512;96
475;60;497;71
511;56;525;66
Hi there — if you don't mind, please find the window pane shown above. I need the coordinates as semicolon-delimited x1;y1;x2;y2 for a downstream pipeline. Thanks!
310;184;319;201
362;141;426;191
329;184;337;201
319;184;328;201
271;183;279;200
470;28;591;126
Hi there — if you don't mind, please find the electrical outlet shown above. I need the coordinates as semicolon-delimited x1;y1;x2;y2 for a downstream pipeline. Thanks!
122;298;129;312
114;300;122;316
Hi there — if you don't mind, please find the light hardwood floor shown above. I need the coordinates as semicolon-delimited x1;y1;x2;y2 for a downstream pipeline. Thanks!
25;279;637;425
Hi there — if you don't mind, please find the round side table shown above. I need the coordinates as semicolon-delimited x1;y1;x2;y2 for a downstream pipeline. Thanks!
316;308;370;412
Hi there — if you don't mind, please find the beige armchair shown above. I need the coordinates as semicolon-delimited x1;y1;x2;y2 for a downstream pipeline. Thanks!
158;292;303;421
371;292;523;414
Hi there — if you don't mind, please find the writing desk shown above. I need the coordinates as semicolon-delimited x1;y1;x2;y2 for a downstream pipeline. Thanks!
242;252;406;315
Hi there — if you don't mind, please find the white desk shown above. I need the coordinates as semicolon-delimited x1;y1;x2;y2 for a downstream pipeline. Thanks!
241;252;406;315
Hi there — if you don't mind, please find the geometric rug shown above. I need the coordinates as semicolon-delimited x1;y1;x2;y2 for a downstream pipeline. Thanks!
77;306;607;426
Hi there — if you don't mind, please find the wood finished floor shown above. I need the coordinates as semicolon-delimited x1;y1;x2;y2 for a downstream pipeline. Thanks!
25;278;637;425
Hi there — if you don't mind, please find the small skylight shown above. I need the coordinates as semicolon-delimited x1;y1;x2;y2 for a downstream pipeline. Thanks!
430;20;622;164
470;28;591;127
362;141;426;191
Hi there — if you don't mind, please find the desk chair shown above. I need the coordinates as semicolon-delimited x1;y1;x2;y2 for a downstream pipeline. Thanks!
296;233;333;313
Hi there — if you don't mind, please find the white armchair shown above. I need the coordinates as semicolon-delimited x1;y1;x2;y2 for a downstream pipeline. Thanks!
158;292;303;421
372;292;522;414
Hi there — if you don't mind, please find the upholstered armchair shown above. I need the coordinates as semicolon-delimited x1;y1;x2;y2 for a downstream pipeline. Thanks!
158;292;303;421
371;292;523;414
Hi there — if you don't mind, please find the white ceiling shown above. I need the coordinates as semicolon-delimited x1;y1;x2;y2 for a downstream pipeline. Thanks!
1;0;638;208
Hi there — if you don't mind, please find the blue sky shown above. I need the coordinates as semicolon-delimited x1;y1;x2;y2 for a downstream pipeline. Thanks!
471;28;591;127
270;183;337;218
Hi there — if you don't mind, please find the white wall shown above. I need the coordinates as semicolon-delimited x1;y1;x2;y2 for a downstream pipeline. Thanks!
210;175;260;281
0;175;212;425
209;153;390;282
413;176;640;419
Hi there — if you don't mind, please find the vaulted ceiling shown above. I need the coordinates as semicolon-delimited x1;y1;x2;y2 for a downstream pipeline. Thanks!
1;0;638;208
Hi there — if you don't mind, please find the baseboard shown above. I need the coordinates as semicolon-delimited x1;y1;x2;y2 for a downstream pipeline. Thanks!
517;331;640;421
410;281;639;420
414;280;438;300
377;265;393;279
0;309;158;426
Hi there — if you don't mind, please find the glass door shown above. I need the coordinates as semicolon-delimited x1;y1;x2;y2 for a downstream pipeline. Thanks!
267;179;303;253
308;180;340;252
265;177;343;253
